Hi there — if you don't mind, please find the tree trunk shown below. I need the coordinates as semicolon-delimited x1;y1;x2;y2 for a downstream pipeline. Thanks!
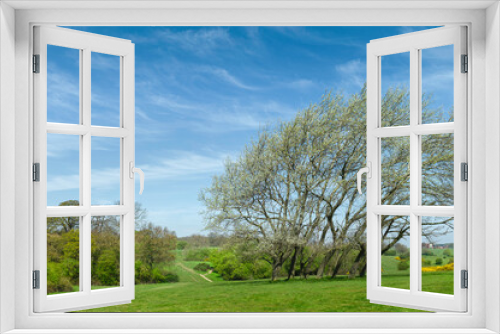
287;246;299;280
359;261;367;277
317;249;335;278
348;248;365;279
271;262;281;281
331;250;349;278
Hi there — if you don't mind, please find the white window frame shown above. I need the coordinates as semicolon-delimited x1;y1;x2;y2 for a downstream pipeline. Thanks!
1;1;499;333
366;26;468;312
33;26;136;312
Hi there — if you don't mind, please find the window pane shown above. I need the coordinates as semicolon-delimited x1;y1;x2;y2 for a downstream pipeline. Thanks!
421;133;454;206
91;52;121;127
47;133;80;206
91;137;121;205
47;216;80;295
47;45;80;124
91;215;121;289
381;215;410;290
421;45;454;124
381;137;410;205
421;216;454;295
381;52;410;127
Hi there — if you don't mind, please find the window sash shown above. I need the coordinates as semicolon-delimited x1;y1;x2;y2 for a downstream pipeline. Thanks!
33;25;136;313
366;26;468;312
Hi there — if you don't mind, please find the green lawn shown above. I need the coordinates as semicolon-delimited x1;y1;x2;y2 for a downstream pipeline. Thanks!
76;272;449;313
75;253;453;313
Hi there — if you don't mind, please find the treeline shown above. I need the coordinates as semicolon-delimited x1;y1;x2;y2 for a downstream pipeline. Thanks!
200;85;455;281
47;201;177;294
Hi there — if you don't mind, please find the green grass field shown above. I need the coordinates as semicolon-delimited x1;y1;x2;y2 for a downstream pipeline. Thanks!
77;254;453;313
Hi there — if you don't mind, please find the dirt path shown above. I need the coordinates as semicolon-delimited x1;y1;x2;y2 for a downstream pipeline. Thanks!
177;262;213;283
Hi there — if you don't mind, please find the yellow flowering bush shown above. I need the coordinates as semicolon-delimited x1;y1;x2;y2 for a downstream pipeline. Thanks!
421;262;454;272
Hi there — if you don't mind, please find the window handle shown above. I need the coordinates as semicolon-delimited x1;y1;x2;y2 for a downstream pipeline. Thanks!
129;161;145;195
357;162;372;195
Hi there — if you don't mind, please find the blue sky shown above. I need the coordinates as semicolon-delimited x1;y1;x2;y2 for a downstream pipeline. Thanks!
46;26;454;237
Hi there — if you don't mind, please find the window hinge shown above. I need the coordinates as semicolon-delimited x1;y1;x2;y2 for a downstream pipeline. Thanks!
33;163;40;182
33;54;40;73
461;54;468;73
461;270;468;289
33;270;40;289
461;162;468;182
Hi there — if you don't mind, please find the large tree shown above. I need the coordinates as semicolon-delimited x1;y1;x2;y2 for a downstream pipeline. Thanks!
201;85;454;281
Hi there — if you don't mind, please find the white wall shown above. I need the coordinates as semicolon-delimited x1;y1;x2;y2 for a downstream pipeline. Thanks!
0;2;16;333
486;2;500;333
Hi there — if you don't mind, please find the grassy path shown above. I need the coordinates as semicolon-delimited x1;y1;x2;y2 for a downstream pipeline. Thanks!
177;262;213;282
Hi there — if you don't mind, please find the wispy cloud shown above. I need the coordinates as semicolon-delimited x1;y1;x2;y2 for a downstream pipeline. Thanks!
143;151;232;181
201;67;257;90
273;26;363;48
335;59;365;88
146;93;295;132
287;79;315;90
47;133;79;157
156;28;232;56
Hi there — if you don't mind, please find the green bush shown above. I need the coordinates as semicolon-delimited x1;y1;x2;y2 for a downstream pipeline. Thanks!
47;262;74;294
383;249;396;256
253;260;272;279
435;257;443;265
422;259;432;266
443;249;453;257
422;249;434;256
184;248;211;261
447;257;454;264
135;260;152;284
231;263;253;280
399;251;410;260
193;262;211;272
163;273;180;282
397;261;410;271
176;241;188;250
96;249;119;286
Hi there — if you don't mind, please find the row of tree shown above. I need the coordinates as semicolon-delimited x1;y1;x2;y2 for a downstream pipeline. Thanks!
47;201;177;294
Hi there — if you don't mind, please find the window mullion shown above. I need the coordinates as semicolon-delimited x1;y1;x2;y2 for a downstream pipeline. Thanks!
409;47;420;294
82;47;92;294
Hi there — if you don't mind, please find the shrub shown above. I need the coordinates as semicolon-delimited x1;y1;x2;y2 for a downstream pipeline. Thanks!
422;249;434;256
447;257;454;264
397;261;410;271
193;262;211;272
47;262;74;294
435;257;443;265
163;273;180;282
384;249;396;256
96;249;119;286
184;248;211;261
443;249;453;257
176;241;188;250
399;251;410;260
422;259;432;266
253;260;272;279
231;263;253;280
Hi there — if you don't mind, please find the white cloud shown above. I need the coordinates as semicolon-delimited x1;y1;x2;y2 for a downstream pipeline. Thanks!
156;28;231;56
47;134;79;157
287;79;314;90
91;52;120;71
202;67;257;90
335;59;365;88
146;93;295;132
47;174;80;192
144;151;231;181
